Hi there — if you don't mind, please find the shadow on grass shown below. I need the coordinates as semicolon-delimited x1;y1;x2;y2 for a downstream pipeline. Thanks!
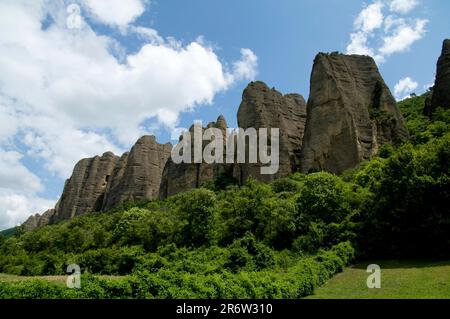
352;259;450;270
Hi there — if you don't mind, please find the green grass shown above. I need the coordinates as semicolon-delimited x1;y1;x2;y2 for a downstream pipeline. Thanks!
308;260;450;299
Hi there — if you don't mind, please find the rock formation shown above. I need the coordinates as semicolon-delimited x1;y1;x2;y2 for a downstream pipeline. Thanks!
236;81;307;183
429;39;450;113
23;43;429;231
103;136;172;210
51;152;120;222
24;136;172;230
159;115;231;198
22;209;55;231
300;53;409;174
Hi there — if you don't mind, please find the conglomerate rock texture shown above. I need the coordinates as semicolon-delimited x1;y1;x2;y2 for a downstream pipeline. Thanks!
51;151;120;222
235;81;307;183
300;53;409;174
102;136;172;210
159;115;231;198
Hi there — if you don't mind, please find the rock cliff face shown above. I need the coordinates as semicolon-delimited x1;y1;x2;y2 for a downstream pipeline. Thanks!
22;209;55;231
300;53;409;174
236;81;307;183
430;39;450;111
24;137;172;230
102;136;171;210
50;152;120;222
159;115;231;198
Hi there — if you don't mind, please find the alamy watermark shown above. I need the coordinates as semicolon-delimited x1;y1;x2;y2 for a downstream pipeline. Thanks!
171;121;280;175
66;264;81;289
366;264;381;289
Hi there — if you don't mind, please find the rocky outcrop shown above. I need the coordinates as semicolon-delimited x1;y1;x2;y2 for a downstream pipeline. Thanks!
159;115;231;198
236;81;307;182
22;209;55;231
23;45;424;231
24;136;172;230
102;136;171;210
300;53;409;174
430;39;450;112
51;152;120;222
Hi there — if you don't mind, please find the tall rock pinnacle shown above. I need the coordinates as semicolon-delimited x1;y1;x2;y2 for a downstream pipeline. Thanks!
102;136;172;210
431;39;450;111
236;81;307;182
52;151;120;222
300;53;409;174
159;115;231;198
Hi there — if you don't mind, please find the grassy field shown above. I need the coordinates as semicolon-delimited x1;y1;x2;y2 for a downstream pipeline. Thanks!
0;273;68;286
308;260;450;299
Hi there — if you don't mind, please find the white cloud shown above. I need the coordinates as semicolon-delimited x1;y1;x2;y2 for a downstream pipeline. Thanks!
379;19;427;55
354;2;385;33
390;0;418;14
130;26;164;44
230;48;259;82
0;192;55;230
394;76;418;100
346;32;375;56
0;0;257;171
0;150;42;194
346;0;427;63
0;0;258;226
83;0;146;28
0;149;55;230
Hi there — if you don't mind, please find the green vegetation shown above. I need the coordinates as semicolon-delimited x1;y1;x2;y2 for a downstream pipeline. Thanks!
308;260;450;299
0;93;448;299
0;227;17;238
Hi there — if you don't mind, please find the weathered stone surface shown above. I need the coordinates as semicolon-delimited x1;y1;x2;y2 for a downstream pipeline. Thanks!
159;115;231;198
51;152;120;222
300;53;409;174
431;39;450;111
22;209;55;231
102;136;172;210
236;81;307;183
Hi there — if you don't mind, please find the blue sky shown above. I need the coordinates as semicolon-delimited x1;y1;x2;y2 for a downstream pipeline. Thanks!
0;0;449;230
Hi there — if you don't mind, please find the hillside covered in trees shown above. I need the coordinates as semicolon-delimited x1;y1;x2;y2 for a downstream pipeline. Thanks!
0;93;449;299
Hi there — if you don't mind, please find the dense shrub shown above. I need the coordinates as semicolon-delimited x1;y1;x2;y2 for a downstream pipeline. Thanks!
0;242;354;299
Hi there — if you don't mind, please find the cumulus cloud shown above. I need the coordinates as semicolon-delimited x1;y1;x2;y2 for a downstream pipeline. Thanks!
346;0;427;63
0;193;55;230
346;32;375;56
83;0;147;28
0;150;42;194
0;0;258;228
394;77;418;100
0;0;258;172
231;48;259;82
354;2;385;33
390;0;418;14
0;149;55;229
379;19;427;55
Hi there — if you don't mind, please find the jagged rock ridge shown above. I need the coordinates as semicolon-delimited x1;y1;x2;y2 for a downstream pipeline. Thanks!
23;136;172;230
